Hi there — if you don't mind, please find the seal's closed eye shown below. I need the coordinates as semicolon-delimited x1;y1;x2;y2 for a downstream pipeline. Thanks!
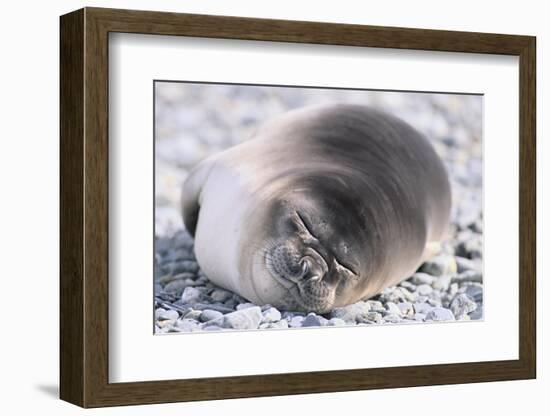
293;210;357;276
291;211;317;240
334;259;358;277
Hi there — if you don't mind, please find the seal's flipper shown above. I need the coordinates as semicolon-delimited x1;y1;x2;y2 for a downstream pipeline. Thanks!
181;156;217;237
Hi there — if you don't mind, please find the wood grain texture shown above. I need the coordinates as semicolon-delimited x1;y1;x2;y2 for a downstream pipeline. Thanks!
518;38;536;377
83;10;110;406
59;8;84;406
59;7;537;408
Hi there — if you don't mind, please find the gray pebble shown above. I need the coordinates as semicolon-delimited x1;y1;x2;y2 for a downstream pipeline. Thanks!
232;294;248;304
155;324;170;333
450;294;477;319
416;284;433;296
432;275;452;292
203;325;223;331
455;228;473;243
282;311;305;320
426;307;455;321
175;319;199;332
357;311;383;324
164;309;179;321
431;290;442;299
463;284;483;303
397;302;414;317
163;279;187;295
155;307;166;319
180;278;203;287
289;316;304;328
201;316;225;328
156;309;179;321
192;303;235;314
413;302;433;314
173;272;197;281
472;218;483;233
427;298;443;307
385;302;402;316
236;302;257;310
164;248;192;263
383;313;402;323
365;300;385;312
301;313;325;327
399;281;417;291
172;231;194;249
195;275;209;285
183;309;202;320
458;238;483;259
173;260;199;274
273;320;290;329
378;287;410;303
276;319;294;329
262;307;282;323
210;289;233;303
452;270;483;284
456;206;481;230
469;306;483;320
259;320;289;329
199;309;224;322
448;283;459;297
155;237;172;254
420;254;457;276
223;298;238;309
399;287;418;302
414;313;426;321
167;326;182;333
158;274;177;285
331;301;371;323
223;306;262;330
181;287;202;304
327;318;347;326
455;256;480;273
411;272;435;285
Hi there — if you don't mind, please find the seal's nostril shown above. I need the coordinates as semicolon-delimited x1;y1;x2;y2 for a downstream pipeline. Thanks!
309;274;322;282
300;259;310;278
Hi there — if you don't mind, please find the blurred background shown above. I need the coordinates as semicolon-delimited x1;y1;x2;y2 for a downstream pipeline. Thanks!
155;82;482;237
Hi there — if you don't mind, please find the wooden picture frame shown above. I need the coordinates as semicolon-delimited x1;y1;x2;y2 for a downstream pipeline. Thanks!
60;7;536;408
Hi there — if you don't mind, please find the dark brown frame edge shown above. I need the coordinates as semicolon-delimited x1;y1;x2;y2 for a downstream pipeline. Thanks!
60;7;536;408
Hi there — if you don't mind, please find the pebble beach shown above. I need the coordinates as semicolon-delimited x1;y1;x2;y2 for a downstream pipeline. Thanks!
154;83;483;334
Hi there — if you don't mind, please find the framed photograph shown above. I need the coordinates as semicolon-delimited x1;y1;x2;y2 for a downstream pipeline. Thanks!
60;7;536;408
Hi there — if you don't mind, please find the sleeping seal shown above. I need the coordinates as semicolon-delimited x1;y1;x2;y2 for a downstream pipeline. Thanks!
181;104;451;313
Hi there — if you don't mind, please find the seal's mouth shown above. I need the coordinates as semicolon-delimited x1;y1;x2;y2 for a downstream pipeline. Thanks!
293;280;336;313
265;245;337;313
271;273;336;313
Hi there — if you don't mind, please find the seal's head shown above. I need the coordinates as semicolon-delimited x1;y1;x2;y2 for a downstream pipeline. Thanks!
241;177;373;314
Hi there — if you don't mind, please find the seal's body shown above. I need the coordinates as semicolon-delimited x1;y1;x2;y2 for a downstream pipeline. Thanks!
182;104;451;313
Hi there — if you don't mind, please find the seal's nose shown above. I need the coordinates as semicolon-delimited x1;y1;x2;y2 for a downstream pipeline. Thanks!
321;260;344;286
306;273;323;283
299;254;327;283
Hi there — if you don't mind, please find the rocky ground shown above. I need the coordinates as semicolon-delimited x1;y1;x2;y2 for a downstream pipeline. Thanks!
154;84;483;334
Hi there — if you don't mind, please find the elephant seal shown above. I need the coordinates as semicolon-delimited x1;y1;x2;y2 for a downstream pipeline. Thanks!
181;104;451;313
